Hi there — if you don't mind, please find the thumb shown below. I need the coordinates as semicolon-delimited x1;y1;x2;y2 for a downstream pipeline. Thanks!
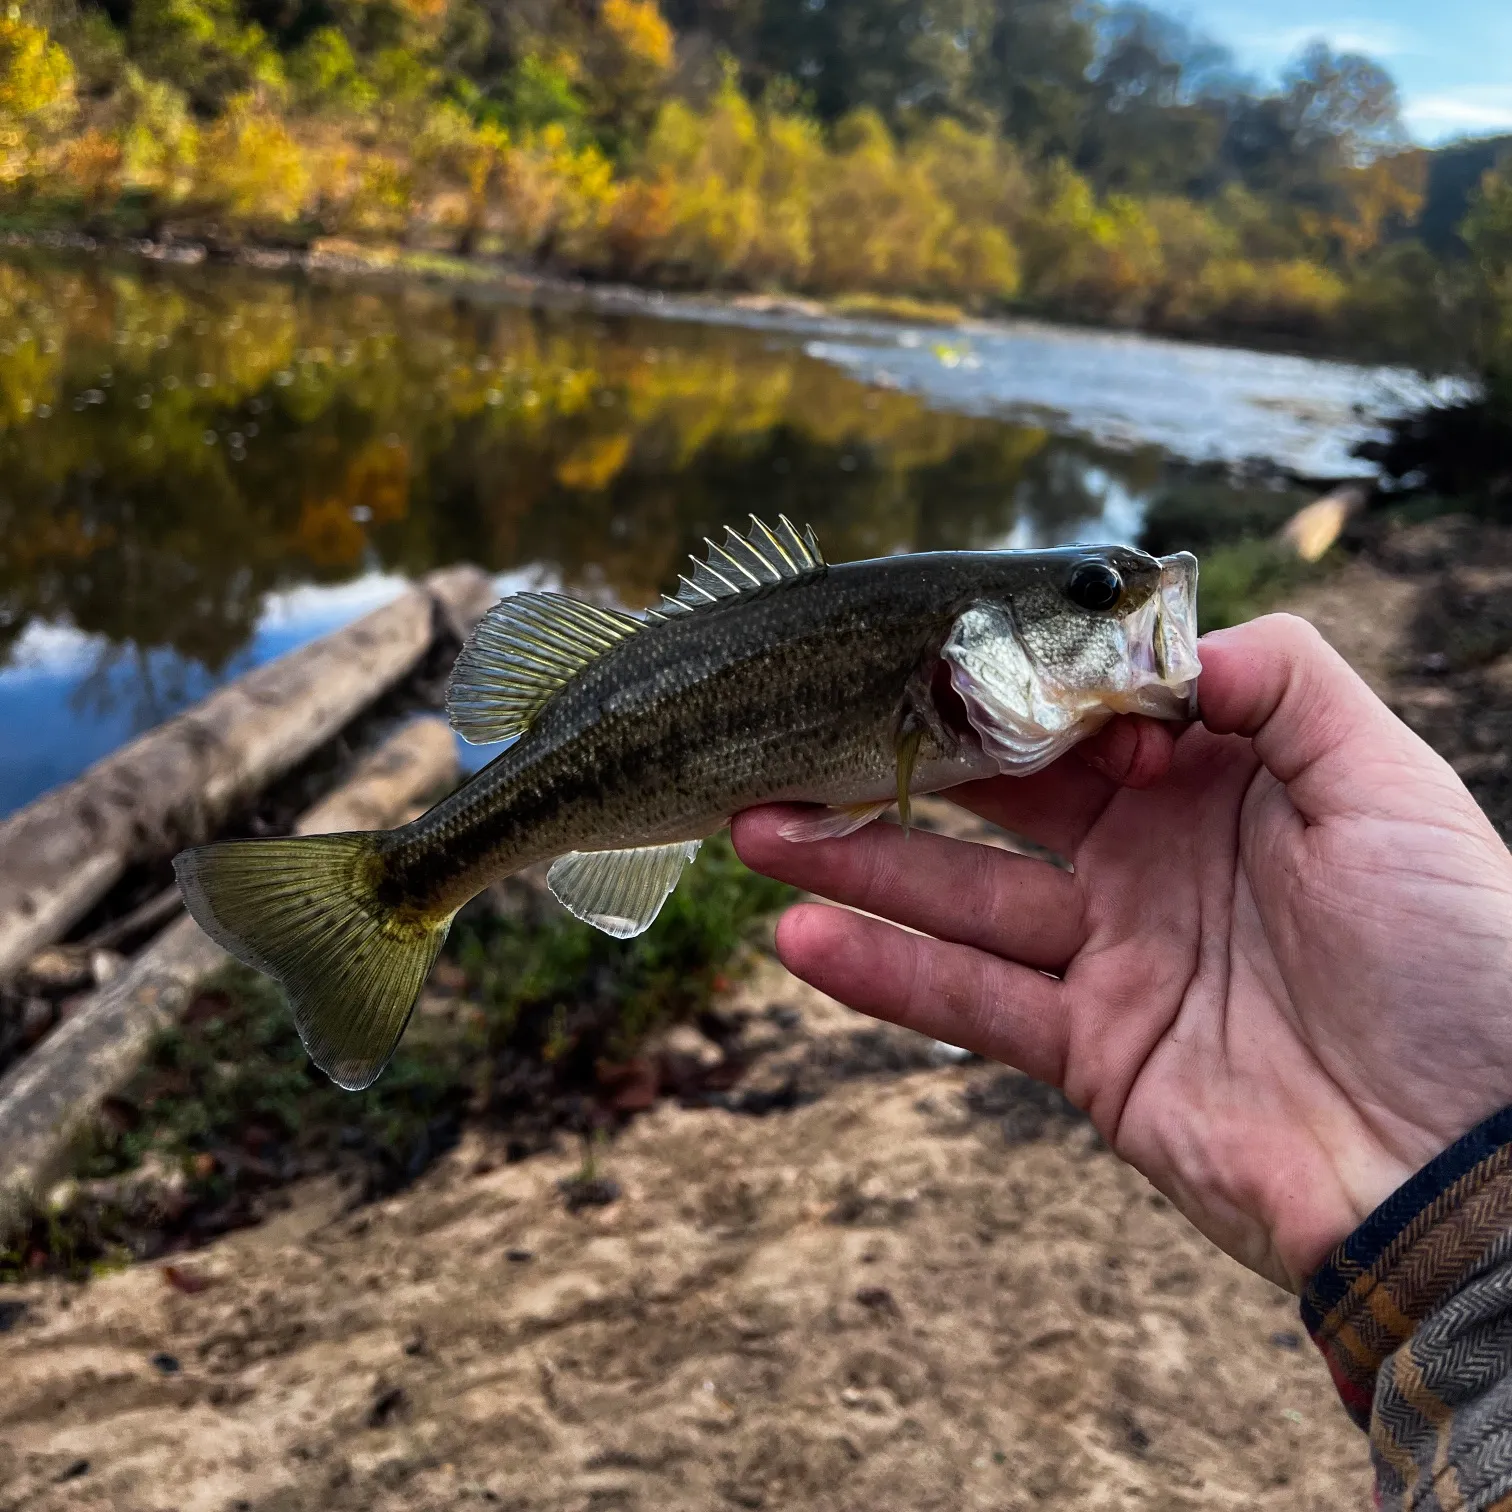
1197;613;1440;823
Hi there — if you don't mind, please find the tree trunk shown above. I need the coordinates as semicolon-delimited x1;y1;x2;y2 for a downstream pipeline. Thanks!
0;715;463;1216
0;565;496;983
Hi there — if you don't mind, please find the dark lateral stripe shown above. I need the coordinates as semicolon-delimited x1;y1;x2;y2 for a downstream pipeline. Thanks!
1301;1105;1512;1429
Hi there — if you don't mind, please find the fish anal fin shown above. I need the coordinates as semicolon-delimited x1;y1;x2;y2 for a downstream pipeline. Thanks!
547;840;702;938
446;592;642;746
647;515;826;620
776;801;891;843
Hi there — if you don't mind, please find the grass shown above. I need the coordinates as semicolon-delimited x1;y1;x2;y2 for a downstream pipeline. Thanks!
1195;537;1335;633
1;834;793;1281
828;292;967;326
457;833;794;1089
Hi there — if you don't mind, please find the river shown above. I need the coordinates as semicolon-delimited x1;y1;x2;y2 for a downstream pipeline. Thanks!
0;249;1460;816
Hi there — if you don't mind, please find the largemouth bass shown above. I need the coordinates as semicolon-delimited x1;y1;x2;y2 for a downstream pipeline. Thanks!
175;517;1199;1090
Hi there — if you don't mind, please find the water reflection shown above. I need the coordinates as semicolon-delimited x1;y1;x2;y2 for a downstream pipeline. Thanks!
0;250;1294;814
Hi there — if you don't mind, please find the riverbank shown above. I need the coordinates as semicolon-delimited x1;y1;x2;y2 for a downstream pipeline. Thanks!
3;225;1474;406
0;936;1370;1512
1;505;1507;1507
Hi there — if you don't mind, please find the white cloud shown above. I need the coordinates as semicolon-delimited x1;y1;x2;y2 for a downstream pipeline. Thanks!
1230;20;1415;62
1404;89;1512;140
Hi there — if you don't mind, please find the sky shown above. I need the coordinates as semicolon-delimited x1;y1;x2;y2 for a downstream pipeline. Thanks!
1176;0;1512;144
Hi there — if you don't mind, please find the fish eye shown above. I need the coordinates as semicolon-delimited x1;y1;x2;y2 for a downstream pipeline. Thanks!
1065;560;1124;613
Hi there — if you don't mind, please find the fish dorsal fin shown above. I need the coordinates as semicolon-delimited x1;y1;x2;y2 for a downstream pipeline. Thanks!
446;591;642;746
547;840;702;938
647;514;826;620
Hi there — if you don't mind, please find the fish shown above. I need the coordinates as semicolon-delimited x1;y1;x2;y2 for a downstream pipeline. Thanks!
174;517;1200;1091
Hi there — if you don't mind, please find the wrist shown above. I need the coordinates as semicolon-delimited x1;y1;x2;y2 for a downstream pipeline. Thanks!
1301;1103;1512;1428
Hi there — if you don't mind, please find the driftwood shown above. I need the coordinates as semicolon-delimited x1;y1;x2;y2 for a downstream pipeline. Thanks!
1278;483;1370;563
0;565;495;982
0;716;461;1216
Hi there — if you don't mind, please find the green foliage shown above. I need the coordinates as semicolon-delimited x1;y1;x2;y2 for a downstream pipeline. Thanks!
1193;538;1329;633
127;0;284;112
286;27;376;114
481;54;586;136
455;833;795;1072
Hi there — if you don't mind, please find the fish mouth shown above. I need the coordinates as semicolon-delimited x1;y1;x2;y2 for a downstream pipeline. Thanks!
1114;550;1201;721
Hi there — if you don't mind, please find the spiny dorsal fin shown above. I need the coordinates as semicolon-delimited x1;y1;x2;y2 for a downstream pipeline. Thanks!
446;592;642;746
646;514;826;620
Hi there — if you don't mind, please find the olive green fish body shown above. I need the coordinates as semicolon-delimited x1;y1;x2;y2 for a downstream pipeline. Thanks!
175;518;1200;1090
385;553;1011;913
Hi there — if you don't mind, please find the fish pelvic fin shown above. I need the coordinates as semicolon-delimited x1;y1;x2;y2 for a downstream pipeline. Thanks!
646;515;825;620
174;834;453;1091
447;592;643;746
547;840;702;938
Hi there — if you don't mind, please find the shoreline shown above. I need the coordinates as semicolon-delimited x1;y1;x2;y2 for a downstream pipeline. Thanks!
1;226;1467;439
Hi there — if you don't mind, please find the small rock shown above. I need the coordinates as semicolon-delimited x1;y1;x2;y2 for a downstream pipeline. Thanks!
0;1300;27;1332
56;1459;90;1481
403;1330;427;1356
91;948;125;986
23;947;90;991
764;1004;801;1031
1270;1329;1303;1350
558;1175;621;1214
855;1286;900;1317
162;1265;210;1295
661;1022;723;1068
505;1248;534;1263
150;1352;181;1374
368;1383;409;1428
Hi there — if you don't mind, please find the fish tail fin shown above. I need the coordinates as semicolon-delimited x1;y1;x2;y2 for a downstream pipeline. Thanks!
173;833;453;1091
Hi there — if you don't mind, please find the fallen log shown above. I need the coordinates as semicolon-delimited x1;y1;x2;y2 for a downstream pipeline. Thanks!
1278;482;1370;563
0;716;460;1218
0;565;495;983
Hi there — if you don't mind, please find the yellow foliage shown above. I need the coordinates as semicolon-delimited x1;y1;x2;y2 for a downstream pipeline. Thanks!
60;126;122;204
0;12;75;186
0;12;73;125
501;124;615;262
600;0;673;73
119;68;198;196
554;431;632;490
585;0;673;125
198;98;309;223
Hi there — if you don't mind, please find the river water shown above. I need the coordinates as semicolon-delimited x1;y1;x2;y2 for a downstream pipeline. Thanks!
0;250;1458;816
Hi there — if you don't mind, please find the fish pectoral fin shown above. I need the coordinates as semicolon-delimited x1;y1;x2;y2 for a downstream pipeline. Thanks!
775;801;892;842
446;592;643;746
547;840;702;938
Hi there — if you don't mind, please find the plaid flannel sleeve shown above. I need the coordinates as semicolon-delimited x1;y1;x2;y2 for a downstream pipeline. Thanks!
1302;1106;1512;1511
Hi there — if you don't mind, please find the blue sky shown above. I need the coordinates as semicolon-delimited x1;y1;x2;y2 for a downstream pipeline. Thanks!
1176;0;1512;144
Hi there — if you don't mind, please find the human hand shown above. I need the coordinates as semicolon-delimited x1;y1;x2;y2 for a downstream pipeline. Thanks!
732;614;1512;1291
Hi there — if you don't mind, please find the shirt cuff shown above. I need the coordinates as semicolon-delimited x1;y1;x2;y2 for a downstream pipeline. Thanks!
1301;1106;1512;1430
